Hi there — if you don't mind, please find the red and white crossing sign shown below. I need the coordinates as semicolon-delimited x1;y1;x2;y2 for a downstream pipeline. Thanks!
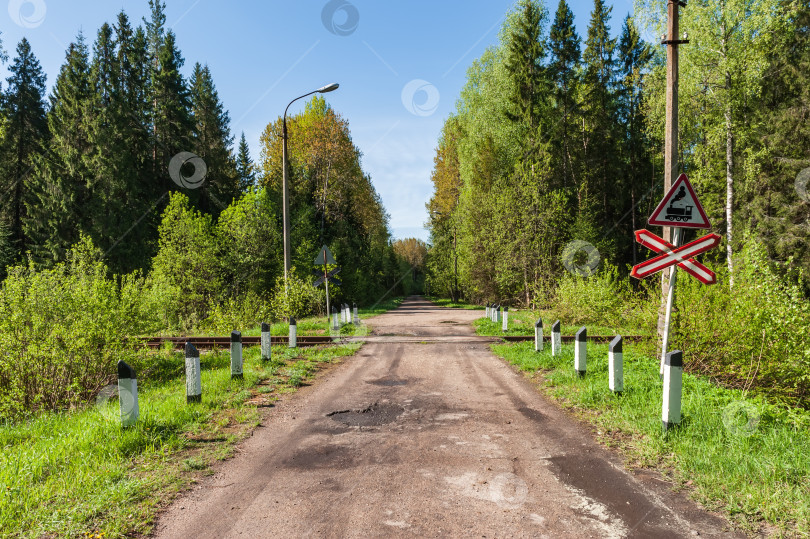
648;174;711;229
631;229;720;284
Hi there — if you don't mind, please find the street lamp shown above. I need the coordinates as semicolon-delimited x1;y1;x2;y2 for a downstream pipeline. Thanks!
282;83;340;287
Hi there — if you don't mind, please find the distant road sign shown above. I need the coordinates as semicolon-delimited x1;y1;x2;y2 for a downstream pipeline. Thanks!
631;230;721;283
649;174;710;229
314;245;336;265
632;230;717;284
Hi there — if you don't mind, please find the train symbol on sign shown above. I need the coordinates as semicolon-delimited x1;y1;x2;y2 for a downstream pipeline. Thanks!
648;174;711;229
665;204;693;222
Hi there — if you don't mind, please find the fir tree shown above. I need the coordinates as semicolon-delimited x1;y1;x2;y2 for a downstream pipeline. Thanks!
25;34;92;264
189;62;237;212
548;0;581;191
236;132;256;191
503;0;549;148
0;38;49;256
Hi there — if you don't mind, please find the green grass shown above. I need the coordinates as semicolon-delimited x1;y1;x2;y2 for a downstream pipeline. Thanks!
0;342;361;538
424;296;481;309
492;340;810;536
473;312;622;337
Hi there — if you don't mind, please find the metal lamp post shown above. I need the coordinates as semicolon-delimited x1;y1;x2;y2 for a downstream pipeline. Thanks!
282;83;340;289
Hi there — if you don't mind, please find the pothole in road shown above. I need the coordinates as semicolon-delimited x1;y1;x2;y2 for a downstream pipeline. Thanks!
366;377;409;386
327;402;404;427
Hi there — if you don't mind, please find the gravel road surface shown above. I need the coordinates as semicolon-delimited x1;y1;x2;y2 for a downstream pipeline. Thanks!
153;297;739;538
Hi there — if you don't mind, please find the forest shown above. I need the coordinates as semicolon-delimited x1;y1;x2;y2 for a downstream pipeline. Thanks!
425;0;810;408
0;1;417;418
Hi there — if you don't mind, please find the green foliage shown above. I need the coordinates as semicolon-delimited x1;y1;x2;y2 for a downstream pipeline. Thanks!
269;268;325;321
0;236;146;419
552;264;642;329
150;192;221;330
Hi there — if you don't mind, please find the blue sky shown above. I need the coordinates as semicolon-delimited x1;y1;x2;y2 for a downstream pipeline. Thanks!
1;0;633;242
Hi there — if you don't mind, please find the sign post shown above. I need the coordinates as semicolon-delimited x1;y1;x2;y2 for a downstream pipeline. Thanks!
633;174;716;430
313;245;340;322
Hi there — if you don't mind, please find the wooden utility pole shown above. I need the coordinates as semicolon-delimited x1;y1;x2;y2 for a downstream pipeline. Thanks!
657;0;689;362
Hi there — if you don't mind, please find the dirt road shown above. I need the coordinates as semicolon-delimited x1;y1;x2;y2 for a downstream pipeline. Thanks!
154;297;738;538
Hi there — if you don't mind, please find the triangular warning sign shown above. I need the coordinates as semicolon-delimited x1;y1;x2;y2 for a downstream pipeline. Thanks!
648;174;710;229
313;245;336;265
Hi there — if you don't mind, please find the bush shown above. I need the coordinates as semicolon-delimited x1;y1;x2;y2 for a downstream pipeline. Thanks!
0;237;142;419
203;293;273;333
269;268;325;320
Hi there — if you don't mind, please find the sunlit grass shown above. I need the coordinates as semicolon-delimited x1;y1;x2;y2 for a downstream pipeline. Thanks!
493;340;810;535
0;343;360;538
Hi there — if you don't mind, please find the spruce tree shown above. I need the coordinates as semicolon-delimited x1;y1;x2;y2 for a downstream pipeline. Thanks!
580;0;618;223
236;132;256;191
0;38;48;256
548;0;581;191
503;0;549;148
25;34;92;265
189;62;238;212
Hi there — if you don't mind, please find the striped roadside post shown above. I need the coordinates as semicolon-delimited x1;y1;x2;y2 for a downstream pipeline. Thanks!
502;306;509;332
185;342;202;403
117;360;139;427
662;350;683;431
551;320;561;356
261;322;271;362
486;304;490;319
575;327;587;377
331;306;339;331
609;335;623;394
353;303;359;324
496;305;501;323
534;318;543;352
230;331;243;379
289;317;297;348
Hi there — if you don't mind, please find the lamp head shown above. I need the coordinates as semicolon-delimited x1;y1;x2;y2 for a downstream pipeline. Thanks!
318;83;340;93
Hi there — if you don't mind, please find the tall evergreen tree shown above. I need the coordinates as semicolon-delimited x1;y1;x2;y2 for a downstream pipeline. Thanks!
25;34;92;264
190;62;238;213
580;0;618;224
548;0;581;191
0;38;48;256
503;0;549;150
235;132;256;191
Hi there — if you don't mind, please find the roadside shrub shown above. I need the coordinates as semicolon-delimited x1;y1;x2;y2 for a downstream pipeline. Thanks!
0;237;141;419
673;242;810;408
203;293;273;333
269;268;325;320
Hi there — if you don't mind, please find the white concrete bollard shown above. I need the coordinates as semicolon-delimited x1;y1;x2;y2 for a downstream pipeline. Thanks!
609;335;623;394
230;330;243;379
261;322;271;362
575;327;587;376
185;342;202;403
534;318;543;352
551;320;561;356
331;307;339;331
662;350;683;431
343;304;348;324
353;303;359;324
502;306;509;332
486;304;490;320
496;305;501;323
117;360;139;427
289;317;297;348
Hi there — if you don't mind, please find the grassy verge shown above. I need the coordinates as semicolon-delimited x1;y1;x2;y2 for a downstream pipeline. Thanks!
473;311;630;337
0;342;360;538
424;296;481;310
492;340;810;536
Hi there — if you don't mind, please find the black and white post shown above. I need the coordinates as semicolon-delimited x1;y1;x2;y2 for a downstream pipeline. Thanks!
575;327;587;377
353;302;359;324
502;306;508;332
486;303;490;319
289;317;297;348
230;330;243;380
551;320;561;356
662;350;683;431
117;360;139;427
185;342;202;403
534;318;543;352
609;335;623;394
331;306;339;331
261;322;271;362
496;305;501;323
